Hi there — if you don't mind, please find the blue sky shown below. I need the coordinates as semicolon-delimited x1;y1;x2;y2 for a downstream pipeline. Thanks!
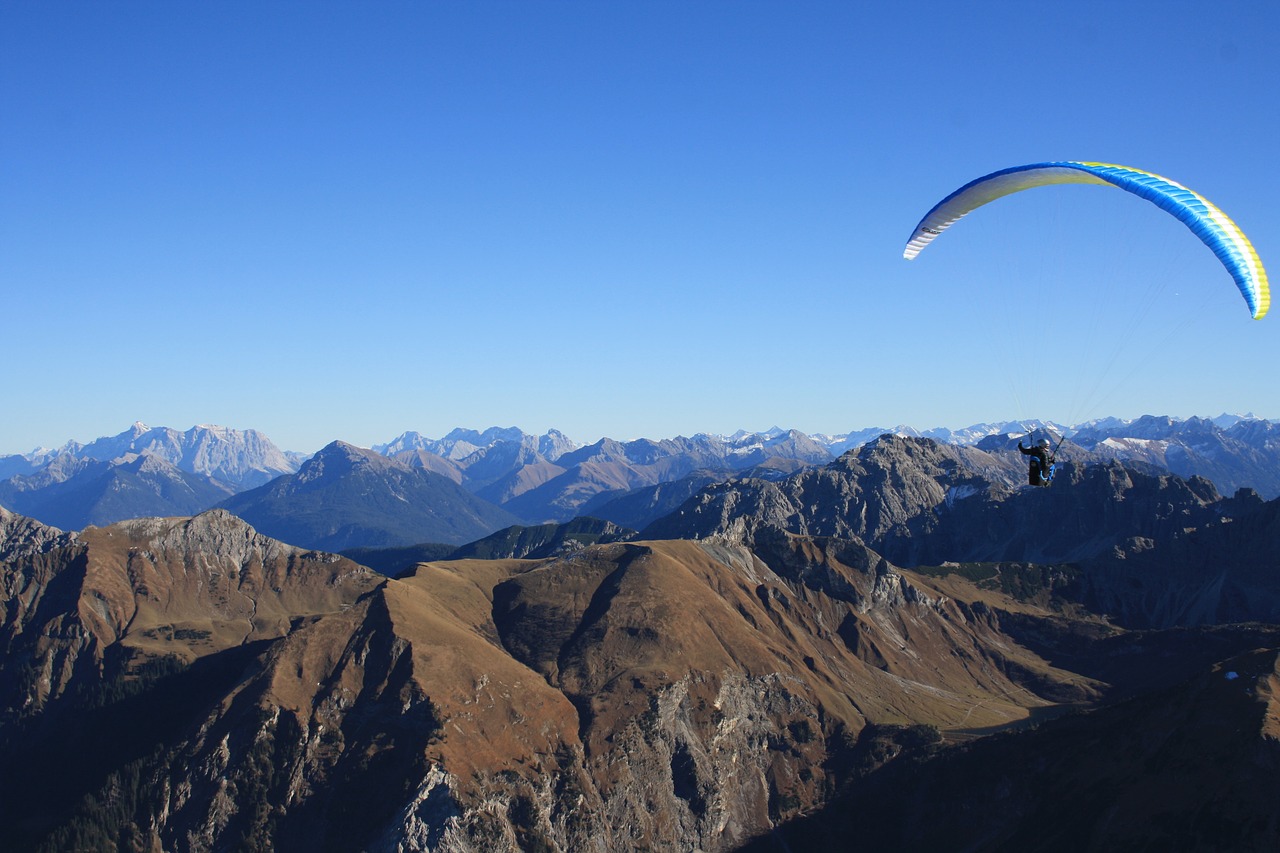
3;1;1276;454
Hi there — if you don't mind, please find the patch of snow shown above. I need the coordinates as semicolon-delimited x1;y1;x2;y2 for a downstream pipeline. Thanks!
944;485;979;508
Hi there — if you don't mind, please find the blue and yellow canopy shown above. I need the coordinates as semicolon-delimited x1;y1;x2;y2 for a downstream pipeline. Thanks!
904;161;1269;320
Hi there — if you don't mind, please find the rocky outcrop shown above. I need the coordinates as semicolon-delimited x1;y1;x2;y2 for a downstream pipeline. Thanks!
0;509;379;719
0;508;86;719
0;506;76;564
1;523;1116;852
640;434;1018;546
640;437;1227;569
636;437;1280;631
5;496;1280;851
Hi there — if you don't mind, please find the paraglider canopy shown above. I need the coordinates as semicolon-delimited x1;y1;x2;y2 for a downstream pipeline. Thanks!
903;161;1269;320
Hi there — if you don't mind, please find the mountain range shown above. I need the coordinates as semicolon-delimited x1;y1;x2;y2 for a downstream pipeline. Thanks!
219;441;522;551
3;429;1279;850
2;415;1278;551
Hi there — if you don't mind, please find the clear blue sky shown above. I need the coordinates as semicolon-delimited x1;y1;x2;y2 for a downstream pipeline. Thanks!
3;1;1277;454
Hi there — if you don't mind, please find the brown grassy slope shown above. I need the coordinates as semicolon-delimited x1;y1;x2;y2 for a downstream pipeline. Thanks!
747;647;1280;853
1;515;1147;851
2;509;380;712
78;510;380;659
396;535;1105;786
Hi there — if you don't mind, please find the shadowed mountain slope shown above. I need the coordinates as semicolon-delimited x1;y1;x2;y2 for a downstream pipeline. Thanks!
447;516;634;560
1;509;1156;852
640;435;1280;630
0;509;380;722
219;441;521;550
0;453;235;531
1068;485;1280;628
4;460;1280;851
744;645;1280;852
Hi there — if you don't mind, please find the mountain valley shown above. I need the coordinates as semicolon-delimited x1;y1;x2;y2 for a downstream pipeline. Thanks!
3;421;1280;850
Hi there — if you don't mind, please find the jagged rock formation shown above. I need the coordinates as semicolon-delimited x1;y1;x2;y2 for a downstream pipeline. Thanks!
4;423;298;489
0;506;76;563
0;509;379;721
3;510;1140;852
0;453;237;532
639;435;1280;630
376;427;579;464
4;433;1280;851
641;435;1022;546
75;423;299;489
0;509;385;849
1071;414;1280;499
0;424;298;532
654;436;1221;567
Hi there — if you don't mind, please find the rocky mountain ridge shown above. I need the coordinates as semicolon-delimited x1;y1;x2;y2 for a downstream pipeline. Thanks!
3;415;1278;548
217;441;523;550
0;452;236;532
0;507;1124;850
1;422;298;488
642;434;1280;632
4;432;1280;849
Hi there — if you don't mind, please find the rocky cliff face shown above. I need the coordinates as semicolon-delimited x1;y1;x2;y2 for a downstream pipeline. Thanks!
642;435;1224;564
0;506;76;563
640;435;1019;546
5;475;1280;851
0;509;379;721
1068;486;1280;629
1;509;1123;852
74;423;299;489
638;435;1280;631
0;509;84;719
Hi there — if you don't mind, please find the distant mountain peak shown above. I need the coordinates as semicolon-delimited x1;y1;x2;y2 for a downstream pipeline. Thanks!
295;440;389;483
373;427;579;464
221;440;520;549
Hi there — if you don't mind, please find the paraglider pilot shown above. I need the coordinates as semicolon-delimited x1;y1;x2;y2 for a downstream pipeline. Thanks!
1018;438;1055;487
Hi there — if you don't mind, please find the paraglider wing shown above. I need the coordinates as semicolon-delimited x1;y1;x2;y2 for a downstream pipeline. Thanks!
903;161;1269;319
